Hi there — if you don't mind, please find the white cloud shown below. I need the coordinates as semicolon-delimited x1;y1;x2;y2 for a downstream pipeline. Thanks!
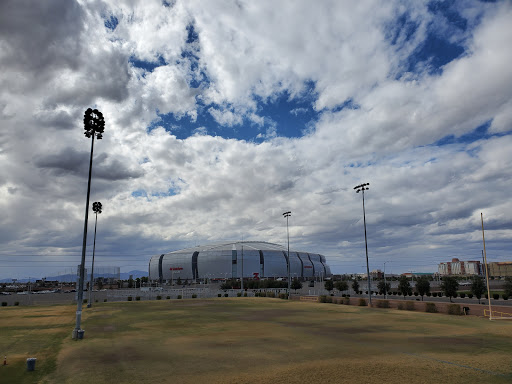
0;0;511;279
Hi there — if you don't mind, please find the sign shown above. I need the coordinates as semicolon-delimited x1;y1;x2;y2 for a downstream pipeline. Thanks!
170;267;183;271
304;266;313;268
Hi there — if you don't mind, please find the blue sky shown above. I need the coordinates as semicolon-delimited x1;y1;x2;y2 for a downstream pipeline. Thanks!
0;0;511;280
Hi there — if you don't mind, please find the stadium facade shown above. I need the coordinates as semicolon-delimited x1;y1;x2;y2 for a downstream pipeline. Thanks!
149;241;332;282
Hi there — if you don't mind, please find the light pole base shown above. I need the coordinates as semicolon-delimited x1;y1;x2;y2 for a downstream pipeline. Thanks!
72;329;78;339
87;303;91;308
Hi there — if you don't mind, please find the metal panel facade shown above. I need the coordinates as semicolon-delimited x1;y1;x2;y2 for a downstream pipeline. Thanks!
298;252;314;278
149;242;331;281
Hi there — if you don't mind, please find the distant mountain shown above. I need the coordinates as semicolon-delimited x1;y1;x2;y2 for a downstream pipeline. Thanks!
0;270;148;284
120;270;148;279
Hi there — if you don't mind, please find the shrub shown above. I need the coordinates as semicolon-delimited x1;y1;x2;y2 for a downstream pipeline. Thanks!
237;292;242;297
218;293;222;297
493;293;500;300
14;301;19;306
104;299;107;302
453;293;458;298
405;301;415;311
397;303;404;310
376;300;390;308
485;293;489;299
156;295;162;300
460;293;465;298
83;299;87;304
358;298;367;306
426;292;431;297
166;296;170;299
503;294;509;300
319;295;328;303
244;292;248;297
1;302;6;306
95;299;98;303
433;292;438;297
343;297;350;305
136;296;141;301
177;295;182;299
224;293;228;297
127;296;132;301
425;303;438;313
468;293;473;298
414;292;419;296
448;304;462;315
342;294;346;297
279;293;288;300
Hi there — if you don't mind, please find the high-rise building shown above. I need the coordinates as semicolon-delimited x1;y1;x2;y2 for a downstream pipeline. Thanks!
438;258;481;276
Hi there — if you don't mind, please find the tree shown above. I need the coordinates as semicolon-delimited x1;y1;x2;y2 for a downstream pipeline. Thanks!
504;277;512;297
291;278;302;292
335;281;348;292
441;276;459;302
398;275;411;299
471;276;486;304
377;281;390;296
416;276;431;301
324;280;334;292
352;280;359;293
127;277;134;288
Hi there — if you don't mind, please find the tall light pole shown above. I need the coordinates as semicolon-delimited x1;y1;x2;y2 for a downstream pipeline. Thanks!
354;183;371;306
87;202;102;308
74;108;105;339
283;211;291;300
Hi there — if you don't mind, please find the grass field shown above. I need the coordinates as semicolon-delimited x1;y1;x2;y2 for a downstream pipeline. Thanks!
1;298;512;384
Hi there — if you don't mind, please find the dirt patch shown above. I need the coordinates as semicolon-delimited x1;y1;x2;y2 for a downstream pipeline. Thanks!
240;308;301;321
411;336;484;347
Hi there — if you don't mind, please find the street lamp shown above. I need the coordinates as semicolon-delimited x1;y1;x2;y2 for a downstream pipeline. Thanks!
354;183;371;307
87;202;102;308
74;108;105;339
283;211;291;300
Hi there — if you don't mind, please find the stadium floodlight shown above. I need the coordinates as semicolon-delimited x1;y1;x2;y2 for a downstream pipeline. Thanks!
87;202;102;308
354;183;372;307
73;109;105;340
283;211;291;300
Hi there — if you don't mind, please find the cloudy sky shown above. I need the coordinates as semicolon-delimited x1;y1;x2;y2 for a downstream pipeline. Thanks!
1;0;511;280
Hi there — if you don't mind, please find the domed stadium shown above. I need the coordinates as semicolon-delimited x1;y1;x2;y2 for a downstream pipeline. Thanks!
149;241;332;282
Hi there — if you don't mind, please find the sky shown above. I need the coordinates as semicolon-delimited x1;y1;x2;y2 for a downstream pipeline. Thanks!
1;0;511;280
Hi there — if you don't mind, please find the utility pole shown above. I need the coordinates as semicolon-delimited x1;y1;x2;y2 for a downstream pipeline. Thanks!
283;211;291;300
481;213;492;320
384;262;388;299
354;183;372;307
241;241;244;293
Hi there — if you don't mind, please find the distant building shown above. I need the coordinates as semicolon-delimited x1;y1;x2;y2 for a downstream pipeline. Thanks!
438;258;481;276
487;262;512;277
370;269;383;279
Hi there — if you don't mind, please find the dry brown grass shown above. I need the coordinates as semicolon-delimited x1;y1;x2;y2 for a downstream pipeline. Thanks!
2;298;512;384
